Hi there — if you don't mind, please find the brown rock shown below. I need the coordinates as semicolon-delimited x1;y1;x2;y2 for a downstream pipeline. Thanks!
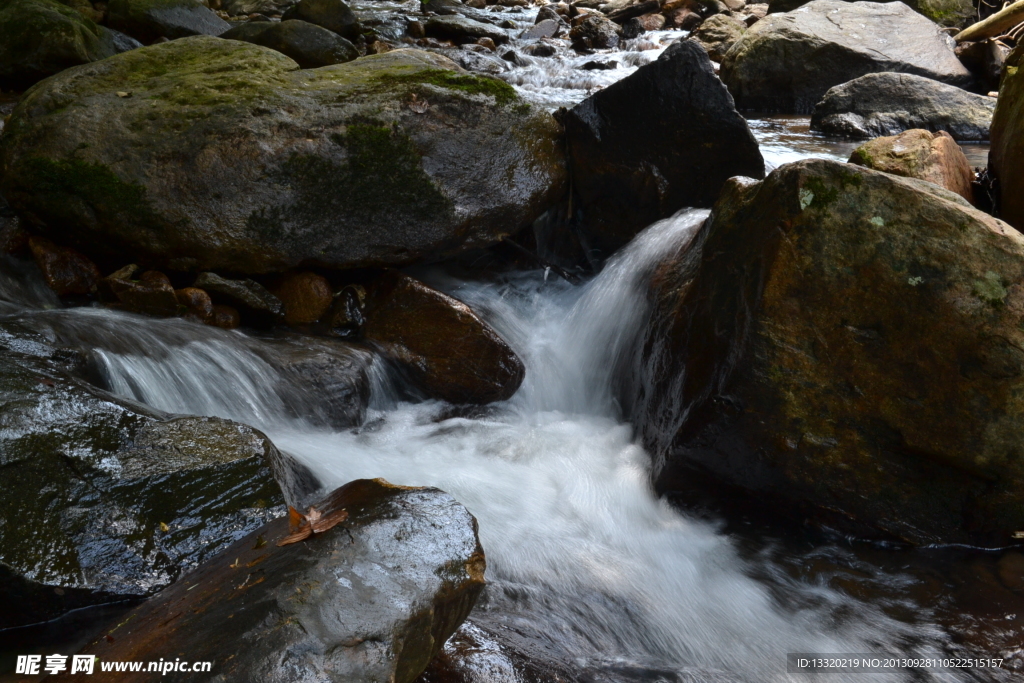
363;271;525;404
107;272;178;317
175;287;214;323
637;158;1024;546
691;13;746;62
665;7;702;30
637;12;666;31
997;552;1024;591
476;36;496;50
850;129;974;205
210;304;240;329
273;271;333;326
27;236;100;296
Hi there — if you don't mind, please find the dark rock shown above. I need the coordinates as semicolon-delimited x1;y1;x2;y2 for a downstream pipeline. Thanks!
192;271;285;326
665;6;702;30
272;271;333;325
108;0;230;43
62;479;485;683
637;158;1024;546
561;39;764;257
536;5;564;23
569;14;620;51
849;128;975;204
0;343;284;628
0;0;128;89
322;283;365;336
27;235;100;296
956;39;1010;94
281;0;360;40
210;304;240;329
107;271;179;316
810;72;996;141
524;41;558;57
721;0;974;113
422;0;501;25
425;15;509;44
581;59;617;70
175;286;214;323
248;333;373;428
221;18;358;67
621;17;643;39
363;270;525;404
989;50;1024;231
0;39;566;275
605;0;660;23
690;12;745;61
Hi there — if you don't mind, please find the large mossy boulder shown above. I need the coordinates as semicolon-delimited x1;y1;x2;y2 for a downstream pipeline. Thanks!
810;72;996;141
68;479;486;683
107;0;230;43
990;52;1024;232
721;0;974;113
561;39;764;259
0;332;287;628
0;0;138;89
636;159;1024;546
0;38;566;274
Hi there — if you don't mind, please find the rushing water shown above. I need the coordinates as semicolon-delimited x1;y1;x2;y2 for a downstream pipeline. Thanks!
1;210;1018;681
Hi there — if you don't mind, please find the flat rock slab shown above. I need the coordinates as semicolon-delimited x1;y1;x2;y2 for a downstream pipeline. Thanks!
56;479;486;683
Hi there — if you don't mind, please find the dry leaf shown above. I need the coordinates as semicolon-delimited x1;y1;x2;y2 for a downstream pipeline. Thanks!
276;505;347;546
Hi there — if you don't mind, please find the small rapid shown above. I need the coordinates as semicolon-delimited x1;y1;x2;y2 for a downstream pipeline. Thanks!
0;211;987;681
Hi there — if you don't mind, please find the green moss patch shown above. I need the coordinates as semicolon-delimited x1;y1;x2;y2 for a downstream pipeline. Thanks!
374;68;518;107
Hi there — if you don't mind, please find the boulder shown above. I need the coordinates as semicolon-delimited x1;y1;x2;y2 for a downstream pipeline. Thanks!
192;271;285;326
561;39;764;258
522;18;561;40
690;13;746;61
849;129;974;203
27;235;100;296
766;0;974;27
990;52;1024;231
106;269;180;316
810;72;996;141
281;0;360;40
221;0;280;15
0;341;286;628
636;158;1024;546
247;334;373;428
107;0;230;43
0;39;566;274
272;270;333;325
221;19;358;68
0;0;138;89
64;479;485;683
175;286;214;322
569;14;621;51
425;15;509;45
363;271;525;404
721;0;974;113
210;304;240;328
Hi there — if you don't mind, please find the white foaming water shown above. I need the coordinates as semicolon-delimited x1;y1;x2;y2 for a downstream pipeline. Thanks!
13;212;966;681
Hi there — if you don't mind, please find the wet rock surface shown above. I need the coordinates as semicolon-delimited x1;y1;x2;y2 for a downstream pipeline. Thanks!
561;39;764;258
107;0;230;43
721;0;974;113
220;19;359;68
57;478;486;683
637;159;1024;546
0;334;284;628
0;38;566;275
363;270;525;404
849;128;975;204
281;0;361;40
811;72;996;141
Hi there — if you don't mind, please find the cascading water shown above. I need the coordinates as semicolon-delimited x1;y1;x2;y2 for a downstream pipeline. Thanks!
0;210;999;681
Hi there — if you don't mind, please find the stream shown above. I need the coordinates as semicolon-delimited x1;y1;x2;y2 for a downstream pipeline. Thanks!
0;11;1018;682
